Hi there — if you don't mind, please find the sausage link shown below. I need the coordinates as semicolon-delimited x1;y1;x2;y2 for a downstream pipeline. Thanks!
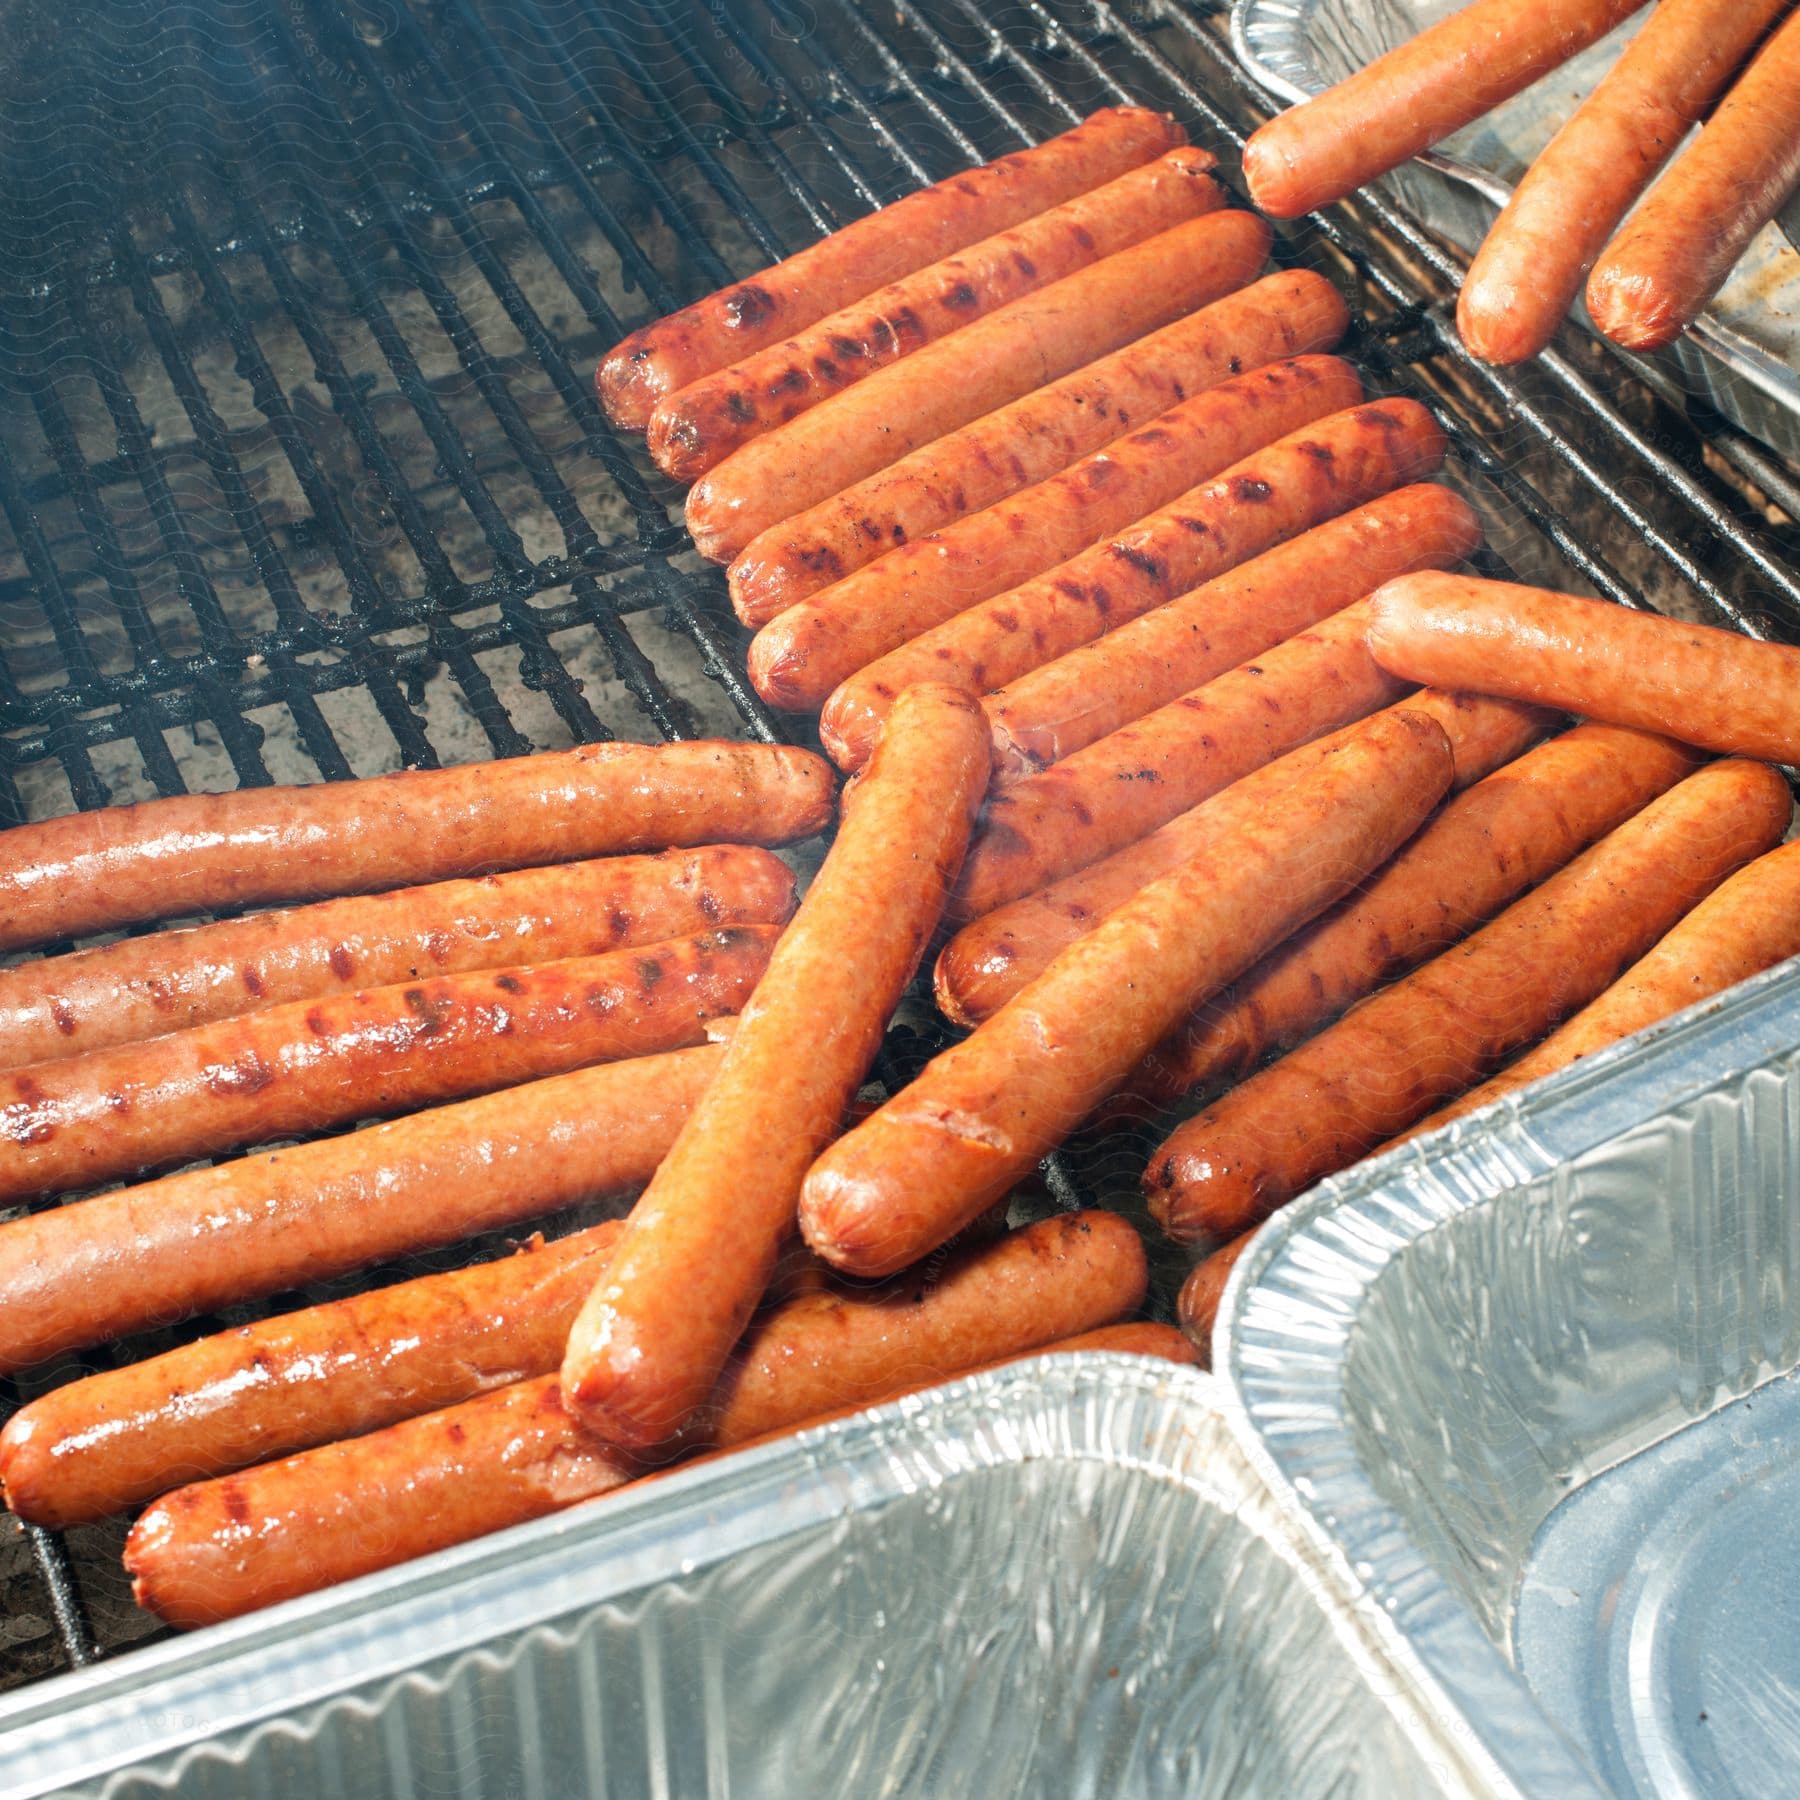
1396;838;1800;1147
0;847;795;1071
986;486;1482;775
726;269;1350;620
748;356;1361;715
561;687;990;1451
685;211;1274;563
953;600;1407;920
0;740;833;953
1145;760;1793;1243
1242;0;1647;220
1459;0;1788;363
1587;10;1800;351
126;1211;1146;1627
801;711;1454;1279
1133;724;1700;1102
645;149;1223;480
1369;571;1800;764
1177;1234;1253;1357
0;1044;720;1374
0;927;772;1205
597;106;1186;429
818;399;1447;773
934;694;1552;1027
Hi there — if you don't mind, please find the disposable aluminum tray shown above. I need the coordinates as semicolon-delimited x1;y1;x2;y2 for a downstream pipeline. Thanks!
1221;954;1800;1798
1231;0;1800;467
0;1355;1487;1799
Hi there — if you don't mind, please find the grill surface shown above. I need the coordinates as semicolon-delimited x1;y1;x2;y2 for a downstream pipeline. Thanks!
1;0;1797;1698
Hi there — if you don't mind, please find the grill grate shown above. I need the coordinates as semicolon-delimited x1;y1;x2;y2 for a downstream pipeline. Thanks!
0;0;1796;1694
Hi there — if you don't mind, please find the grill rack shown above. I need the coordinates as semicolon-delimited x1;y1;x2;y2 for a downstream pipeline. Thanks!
0;0;1795;1694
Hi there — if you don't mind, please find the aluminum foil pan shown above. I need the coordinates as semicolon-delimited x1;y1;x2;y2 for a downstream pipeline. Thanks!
0;1355;1488;1799
1220;953;1800;1797
1230;0;1800;467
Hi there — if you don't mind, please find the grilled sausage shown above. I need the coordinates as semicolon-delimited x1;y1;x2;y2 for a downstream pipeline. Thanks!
1177;1233;1253;1356
0;847;795;1071
1242;0;1648;220
560;686;990;1451
1458;0;1789;363
1368;572;1800;764
684;211;1274;562
800;710;1454;1279
597;105;1186;430
1587;10;1800;351
125;1211;1147;1627
1133;724;1701;1102
952;600;1407;920
818;398;1447;773
934;693;1551;1027
0;927;772;1206
0;741;833;953
726;268;1350;620
1396;838;1800;1147
986;485;1482;775
1145;759;1793;1243
645;149;1223;480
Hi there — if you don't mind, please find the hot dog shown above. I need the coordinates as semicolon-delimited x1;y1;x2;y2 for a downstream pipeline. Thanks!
816;399;1446;772
1145;759;1793;1243
1177;1234;1253;1356
560;686;990;1452
645;149;1223;480
1587;9;1800;351
0;740;833;953
0;1044;721;1374
125;1211;1147;1627
684;211;1275;563
597;106;1186;430
1133;724;1700;1101
0;847;795;1071
934;693;1553;1027
799;710;1454;1279
0;927;773;1205
725;269;1350;620
1367;572;1800;764
985;486;1483;775
1458;0;1789;363
749;356;1363;714
1242;0;1648;220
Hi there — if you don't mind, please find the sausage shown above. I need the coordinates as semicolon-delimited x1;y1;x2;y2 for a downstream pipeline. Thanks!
747;356;1362;716
1587;10;1800;351
1458;0;1789;363
934;693;1552;1027
0;740;833;954
597;106;1186;430
1242;0;1648;220
0;1222;629;1527
125;1211;1147;1627
817;398;1448;773
985;485;1483;775
1177;1234;1253;1357
1368;571;1800;764
0;1043;720;1374
1132;724;1701;1102
799;710;1454;1279
645;149;1223;481
560;686;990;1451
0;927;772;1205
1395;838;1800;1148
685;210;1275;563
1144;759;1793;1243
726;269;1351;621
951;600;1408;921
0;847;795;1071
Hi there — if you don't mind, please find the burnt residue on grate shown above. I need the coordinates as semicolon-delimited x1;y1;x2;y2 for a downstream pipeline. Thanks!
0;0;1796;1693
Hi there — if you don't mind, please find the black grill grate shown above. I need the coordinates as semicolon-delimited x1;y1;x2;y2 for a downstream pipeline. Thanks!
0;0;1796;1693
